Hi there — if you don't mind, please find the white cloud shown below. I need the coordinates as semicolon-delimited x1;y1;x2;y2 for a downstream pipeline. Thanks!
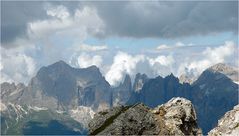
105;52;175;86
156;42;186;51
175;42;185;47
0;50;36;84
69;53;103;68
148;55;174;67
46;5;70;19
156;44;171;50
105;52;145;86
147;55;175;77
74;44;108;52
178;41;235;76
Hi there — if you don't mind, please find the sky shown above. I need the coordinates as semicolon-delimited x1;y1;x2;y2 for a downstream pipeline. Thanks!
1;1;238;86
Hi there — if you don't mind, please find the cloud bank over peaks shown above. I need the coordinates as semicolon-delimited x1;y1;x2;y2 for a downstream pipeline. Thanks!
178;41;236;77
105;52;145;86
105;52;175;86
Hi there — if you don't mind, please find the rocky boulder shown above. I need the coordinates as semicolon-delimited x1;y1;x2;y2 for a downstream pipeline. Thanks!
88;97;202;135
152;97;202;135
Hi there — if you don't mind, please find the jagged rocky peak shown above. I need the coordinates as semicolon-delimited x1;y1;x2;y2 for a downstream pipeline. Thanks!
52;60;69;67
208;104;239;136
1;82;26;91
112;74;132;106
133;73;148;92
88;97;202;135
117;74;132;91
37;60;71;74
165;73;179;81
208;63;239;83
14;60;112;111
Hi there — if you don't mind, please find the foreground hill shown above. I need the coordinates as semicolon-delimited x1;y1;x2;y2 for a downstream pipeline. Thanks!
89;97;202;135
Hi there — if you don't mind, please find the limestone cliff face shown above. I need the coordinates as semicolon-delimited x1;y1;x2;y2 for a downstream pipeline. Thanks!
133;73;149;92
208;105;239;136
112;74;132;106
88;97;202;135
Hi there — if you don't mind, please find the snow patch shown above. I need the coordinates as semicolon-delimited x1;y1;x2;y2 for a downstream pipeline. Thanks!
0;102;7;111
29;106;48;111
233;81;239;85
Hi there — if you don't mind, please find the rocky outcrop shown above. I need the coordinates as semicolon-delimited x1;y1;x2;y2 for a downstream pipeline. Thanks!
88;97;202;135
152;97;202;135
208;105;239;136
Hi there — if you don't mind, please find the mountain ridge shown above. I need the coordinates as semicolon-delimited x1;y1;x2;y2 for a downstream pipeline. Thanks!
1;61;238;135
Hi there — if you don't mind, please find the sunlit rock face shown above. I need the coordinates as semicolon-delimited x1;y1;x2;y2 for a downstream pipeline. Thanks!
208;63;239;83
208;105;239;136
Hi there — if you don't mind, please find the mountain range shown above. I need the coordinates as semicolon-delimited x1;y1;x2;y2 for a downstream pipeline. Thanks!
1;61;238;135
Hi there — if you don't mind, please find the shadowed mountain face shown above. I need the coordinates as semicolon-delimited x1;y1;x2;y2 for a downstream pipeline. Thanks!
207;63;239;83
128;74;192;107
128;65;238;134
191;70;238;133
30;61;112;111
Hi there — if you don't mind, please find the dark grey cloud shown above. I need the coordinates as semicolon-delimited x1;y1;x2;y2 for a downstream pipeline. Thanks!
91;1;238;38
1;1;81;48
1;1;238;48
1;1;47;46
